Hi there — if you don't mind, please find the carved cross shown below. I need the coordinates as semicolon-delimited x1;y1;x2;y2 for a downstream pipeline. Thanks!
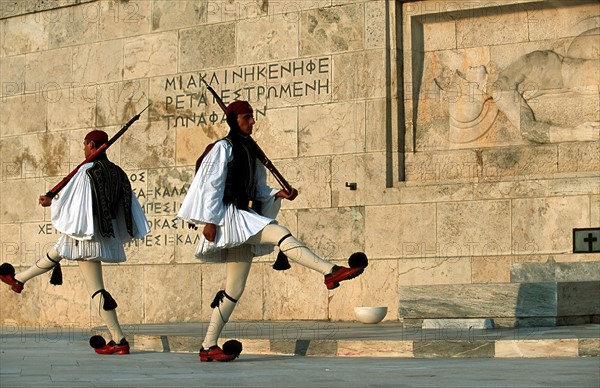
583;233;598;252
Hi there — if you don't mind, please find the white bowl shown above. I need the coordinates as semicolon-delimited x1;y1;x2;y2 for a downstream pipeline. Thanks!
354;306;388;324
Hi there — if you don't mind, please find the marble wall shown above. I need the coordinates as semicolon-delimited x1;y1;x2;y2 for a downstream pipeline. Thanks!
0;0;598;330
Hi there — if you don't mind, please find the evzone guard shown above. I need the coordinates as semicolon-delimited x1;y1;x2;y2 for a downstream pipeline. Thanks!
177;100;368;362
1;129;149;355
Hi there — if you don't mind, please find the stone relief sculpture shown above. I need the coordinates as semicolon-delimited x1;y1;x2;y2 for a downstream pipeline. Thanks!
436;28;600;145
435;65;498;144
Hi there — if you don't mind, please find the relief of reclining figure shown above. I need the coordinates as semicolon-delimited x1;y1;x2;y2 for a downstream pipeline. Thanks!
435;28;600;144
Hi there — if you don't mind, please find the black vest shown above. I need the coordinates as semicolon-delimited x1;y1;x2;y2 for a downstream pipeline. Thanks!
222;131;258;212
86;157;133;238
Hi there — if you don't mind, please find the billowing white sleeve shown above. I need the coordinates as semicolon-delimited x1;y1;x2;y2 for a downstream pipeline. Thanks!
129;192;150;239
177;141;231;226
50;163;95;240
254;161;282;219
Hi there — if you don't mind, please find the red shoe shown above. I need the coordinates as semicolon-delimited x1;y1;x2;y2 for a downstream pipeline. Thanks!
199;345;239;362
94;339;130;355
0;263;24;293
324;265;365;290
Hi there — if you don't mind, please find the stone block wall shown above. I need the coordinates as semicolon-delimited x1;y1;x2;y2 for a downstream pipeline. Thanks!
0;0;598;329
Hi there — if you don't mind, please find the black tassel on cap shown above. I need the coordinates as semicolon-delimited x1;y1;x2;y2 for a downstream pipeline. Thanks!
92;289;118;311
272;251;291;271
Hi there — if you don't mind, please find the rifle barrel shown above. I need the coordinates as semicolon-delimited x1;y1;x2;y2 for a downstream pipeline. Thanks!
247;137;293;194
45;103;151;197
201;79;292;195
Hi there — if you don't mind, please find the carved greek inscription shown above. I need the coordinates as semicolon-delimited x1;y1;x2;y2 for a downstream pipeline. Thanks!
162;57;331;129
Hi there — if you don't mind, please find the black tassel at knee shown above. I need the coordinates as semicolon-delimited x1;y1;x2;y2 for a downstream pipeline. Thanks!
101;290;118;310
210;290;238;308
211;290;225;308
92;289;118;311
273;251;291;271
49;262;62;285
46;255;63;286
273;234;292;271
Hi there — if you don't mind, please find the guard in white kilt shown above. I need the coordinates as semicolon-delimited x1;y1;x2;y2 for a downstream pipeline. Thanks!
0;130;150;355
177;100;368;362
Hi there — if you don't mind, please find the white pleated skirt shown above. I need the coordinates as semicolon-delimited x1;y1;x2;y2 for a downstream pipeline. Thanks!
194;204;273;261
55;219;127;263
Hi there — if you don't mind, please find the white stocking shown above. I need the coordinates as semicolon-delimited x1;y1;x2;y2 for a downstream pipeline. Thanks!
202;260;252;349
247;224;334;274
78;260;125;342
14;249;62;283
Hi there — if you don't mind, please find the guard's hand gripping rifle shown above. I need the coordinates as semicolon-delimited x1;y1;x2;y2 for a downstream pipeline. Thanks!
202;80;293;195
45;103;152;198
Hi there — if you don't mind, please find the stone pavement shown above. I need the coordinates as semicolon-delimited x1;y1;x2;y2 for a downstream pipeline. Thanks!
1;323;600;388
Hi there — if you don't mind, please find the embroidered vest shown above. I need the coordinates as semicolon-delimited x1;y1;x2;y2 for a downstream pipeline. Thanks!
86;158;133;238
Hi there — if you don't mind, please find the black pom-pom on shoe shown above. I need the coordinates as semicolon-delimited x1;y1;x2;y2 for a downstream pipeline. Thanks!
348;252;368;268
0;263;24;293
89;335;107;349
222;339;243;356
0;263;15;277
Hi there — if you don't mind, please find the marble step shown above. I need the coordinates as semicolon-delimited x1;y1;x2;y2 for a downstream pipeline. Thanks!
510;261;600;283
422;318;494;329
399;281;600;327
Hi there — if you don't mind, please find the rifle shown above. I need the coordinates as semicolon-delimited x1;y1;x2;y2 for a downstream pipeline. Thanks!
202;80;293;195
45;103;151;198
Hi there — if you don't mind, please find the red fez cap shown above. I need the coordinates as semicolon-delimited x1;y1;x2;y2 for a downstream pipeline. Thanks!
226;100;253;116
85;130;109;146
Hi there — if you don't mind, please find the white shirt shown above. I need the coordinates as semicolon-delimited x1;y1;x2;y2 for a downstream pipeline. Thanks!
177;139;281;256
51;162;150;262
